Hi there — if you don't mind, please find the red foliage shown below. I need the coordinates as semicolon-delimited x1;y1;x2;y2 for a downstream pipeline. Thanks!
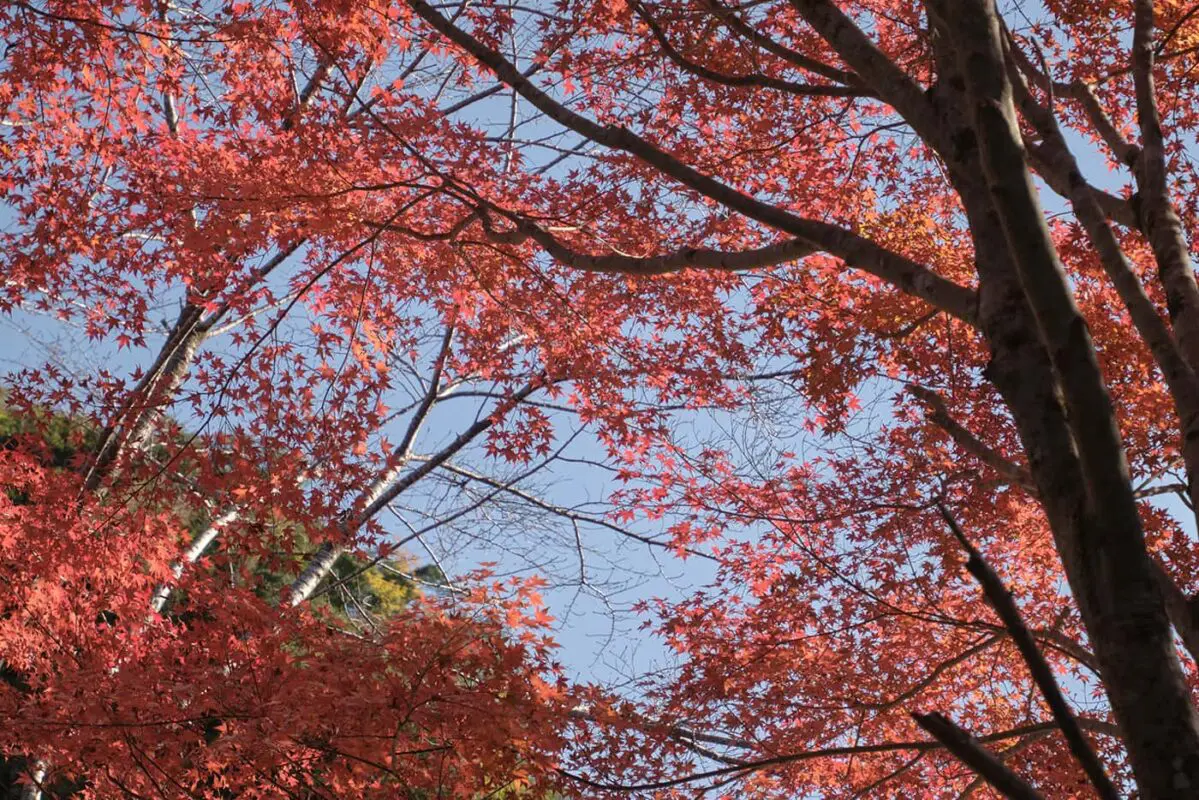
4;0;1199;797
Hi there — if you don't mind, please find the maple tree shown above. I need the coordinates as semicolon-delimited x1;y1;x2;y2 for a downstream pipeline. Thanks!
8;0;1199;797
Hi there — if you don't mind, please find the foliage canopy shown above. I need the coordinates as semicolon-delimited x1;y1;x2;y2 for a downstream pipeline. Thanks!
5;0;1199;798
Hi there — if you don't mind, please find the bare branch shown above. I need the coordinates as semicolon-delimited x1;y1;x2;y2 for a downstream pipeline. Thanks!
288;378;542;606
436;460;717;561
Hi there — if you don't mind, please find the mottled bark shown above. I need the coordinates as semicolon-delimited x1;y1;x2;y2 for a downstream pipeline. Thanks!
18;761;45;800
288;540;342;607
150;509;238;615
82;302;208;493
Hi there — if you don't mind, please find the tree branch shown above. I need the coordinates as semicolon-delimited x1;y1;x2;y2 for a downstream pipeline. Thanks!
786;0;944;147
1003;44;1199;516
634;2;873;98
1149;557;1199;665
563;719;1068;793
1133;0;1199;373
937;507;1120;800
911;712;1044;800
477;212;819;276
402;0;978;325
1004;29;1140;168
435;460;716;560
706;0;864;86
908;385;1033;491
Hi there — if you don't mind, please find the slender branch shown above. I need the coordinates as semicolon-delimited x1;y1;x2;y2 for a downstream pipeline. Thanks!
287;326;459;606
706;0;863;85
435;460;716;560
908;385;1033;491
401;0;978;325
562;720;1068;793
1004;30;1139;167
479;212;818;275
150;509;239;614
857;633;1003;711
288;378;542;606
634;2;873;98
1133;0;1199;373
911;713;1044;800
358;380;539;531
937;507;1120;800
